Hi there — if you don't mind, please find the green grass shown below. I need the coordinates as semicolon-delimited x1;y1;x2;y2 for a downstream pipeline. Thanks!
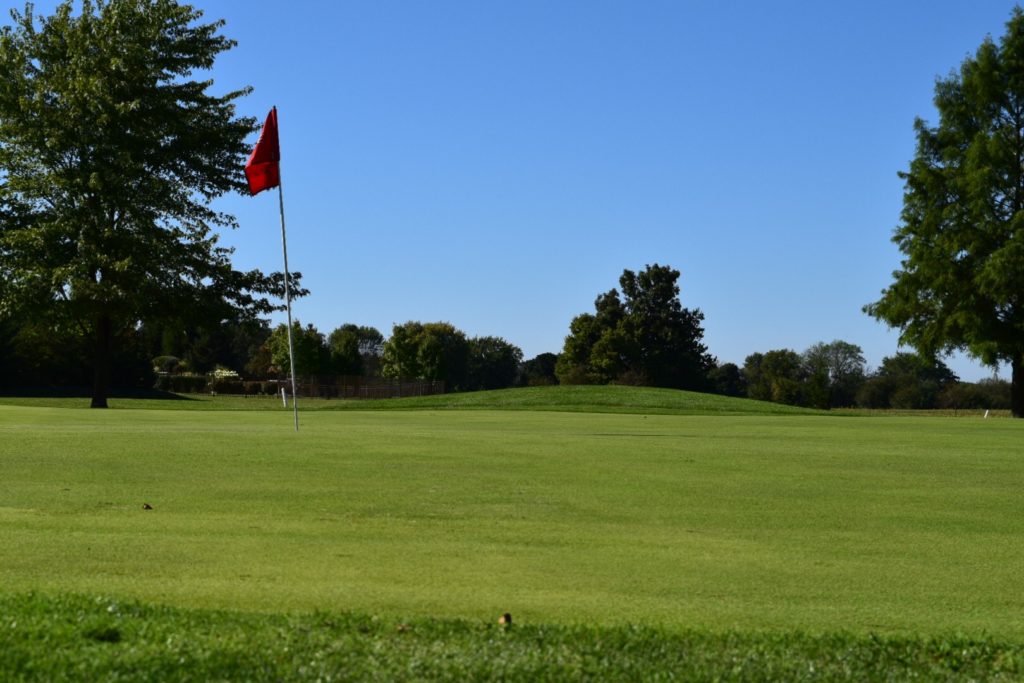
2;400;1022;636
3;593;1021;682
0;384;820;415
1;386;1022;678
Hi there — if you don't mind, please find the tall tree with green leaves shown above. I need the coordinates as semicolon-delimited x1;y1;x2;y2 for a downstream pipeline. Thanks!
466;335;523;391
865;8;1024;416
327;324;384;377
327;324;365;376
381;321;470;391
0;1;300;407
743;349;805;406
556;264;714;389
802;340;866;409
268;321;326;380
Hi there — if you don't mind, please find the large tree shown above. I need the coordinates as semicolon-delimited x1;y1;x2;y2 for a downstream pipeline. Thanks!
802;340;866;409
0;1;299;407
556;264;715;389
327;324;384;377
743;349;805;406
865;8;1024;416
466;335;523;391
381;321;470;391
269;321;326;380
518;352;559;387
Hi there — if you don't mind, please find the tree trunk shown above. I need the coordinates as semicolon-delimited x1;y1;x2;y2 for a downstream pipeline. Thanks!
90;313;112;409
1013;357;1024;418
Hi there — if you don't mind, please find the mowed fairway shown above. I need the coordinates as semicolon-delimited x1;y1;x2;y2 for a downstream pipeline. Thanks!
2;399;1023;639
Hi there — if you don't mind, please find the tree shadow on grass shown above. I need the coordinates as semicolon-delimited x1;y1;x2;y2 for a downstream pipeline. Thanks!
0;386;197;401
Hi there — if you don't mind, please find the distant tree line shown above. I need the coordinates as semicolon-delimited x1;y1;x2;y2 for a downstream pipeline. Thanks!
546;264;1012;411
711;345;1011;411
3;0;1022;414
0;259;1009;408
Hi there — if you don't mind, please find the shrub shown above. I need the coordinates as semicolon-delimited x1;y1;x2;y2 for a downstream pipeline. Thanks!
154;374;209;394
152;355;182;373
938;383;990;410
976;378;1012;409
856;377;893;408
210;379;245;395
940;379;1012;410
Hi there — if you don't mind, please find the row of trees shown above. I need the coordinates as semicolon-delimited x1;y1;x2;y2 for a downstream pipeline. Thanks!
0;252;1008;410
3;1;1024;414
716;345;1010;411
548;264;1011;410
0;311;538;394
254;320;525;393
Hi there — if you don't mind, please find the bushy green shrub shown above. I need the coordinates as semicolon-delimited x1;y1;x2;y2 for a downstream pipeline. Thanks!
940;379;1012;410
210;379;245;394
938;382;990;410
154;374;209;394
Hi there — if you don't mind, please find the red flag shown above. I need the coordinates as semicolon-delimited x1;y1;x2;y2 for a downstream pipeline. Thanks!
245;107;280;195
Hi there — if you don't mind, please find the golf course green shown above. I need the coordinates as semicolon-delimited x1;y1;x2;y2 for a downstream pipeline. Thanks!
1;386;1022;679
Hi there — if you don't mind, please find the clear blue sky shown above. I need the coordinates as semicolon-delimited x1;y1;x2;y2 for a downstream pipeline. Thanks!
20;1;1023;379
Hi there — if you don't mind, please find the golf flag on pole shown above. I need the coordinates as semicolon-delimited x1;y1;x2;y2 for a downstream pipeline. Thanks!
245;107;280;195
246;106;300;431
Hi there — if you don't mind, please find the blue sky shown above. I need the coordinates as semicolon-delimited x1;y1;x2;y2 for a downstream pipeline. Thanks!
18;1;1023;379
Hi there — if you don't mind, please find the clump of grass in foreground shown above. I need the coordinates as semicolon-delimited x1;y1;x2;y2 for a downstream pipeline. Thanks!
2;594;1019;682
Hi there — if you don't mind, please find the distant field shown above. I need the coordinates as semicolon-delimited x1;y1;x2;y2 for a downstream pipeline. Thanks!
1;385;1008;418
0;384;820;415
2;387;1022;640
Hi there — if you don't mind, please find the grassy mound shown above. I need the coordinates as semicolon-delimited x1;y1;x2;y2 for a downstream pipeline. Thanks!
2;593;1019;682
0;384;819;416
318;385;819;415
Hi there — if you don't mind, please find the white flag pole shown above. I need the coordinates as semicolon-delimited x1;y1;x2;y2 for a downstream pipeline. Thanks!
274;107;299;432
278;179;299;432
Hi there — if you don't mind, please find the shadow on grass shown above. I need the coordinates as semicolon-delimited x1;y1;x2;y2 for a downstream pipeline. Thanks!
0;386;196;401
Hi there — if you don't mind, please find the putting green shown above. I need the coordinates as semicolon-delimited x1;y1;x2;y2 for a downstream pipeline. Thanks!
1;404;1022;637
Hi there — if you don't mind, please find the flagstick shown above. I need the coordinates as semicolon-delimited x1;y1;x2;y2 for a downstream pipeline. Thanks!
277;175;299;432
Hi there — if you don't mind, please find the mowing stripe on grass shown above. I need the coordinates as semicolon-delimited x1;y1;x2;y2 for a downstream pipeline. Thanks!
1;405;1022;638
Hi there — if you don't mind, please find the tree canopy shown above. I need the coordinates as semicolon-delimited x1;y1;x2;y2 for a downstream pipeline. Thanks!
466;335;523;391
802;340;866;408
326;324;384;376
379;321;523;393
556;264;715;390
268;321;326;379
381;321;470;391
743;349;805;406
865;8;1024;416
0;0;300;406
855;352;958;410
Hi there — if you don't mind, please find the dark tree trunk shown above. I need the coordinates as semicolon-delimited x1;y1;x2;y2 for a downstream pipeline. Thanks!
91;313;112;409
1013;357;1024;418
